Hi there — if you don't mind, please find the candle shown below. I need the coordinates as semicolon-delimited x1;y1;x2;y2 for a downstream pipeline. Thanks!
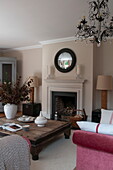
48;66;51;75
47;65;51;76
47;65;55;78
76;64;81;75
50;65;54;75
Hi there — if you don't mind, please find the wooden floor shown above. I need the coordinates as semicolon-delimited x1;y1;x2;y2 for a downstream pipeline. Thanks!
0;113;5;118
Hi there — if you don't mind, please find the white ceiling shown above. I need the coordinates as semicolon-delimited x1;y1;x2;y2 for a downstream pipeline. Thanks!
0;0;113;49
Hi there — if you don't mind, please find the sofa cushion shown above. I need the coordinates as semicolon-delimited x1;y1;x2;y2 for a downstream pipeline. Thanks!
100;109;113;124
77;121;113;135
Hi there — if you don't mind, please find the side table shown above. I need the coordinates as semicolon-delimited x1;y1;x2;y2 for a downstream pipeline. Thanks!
92;109;101;123
22;103;41;117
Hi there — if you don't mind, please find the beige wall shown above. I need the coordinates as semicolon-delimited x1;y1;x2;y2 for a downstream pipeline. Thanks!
2;48;42;104
1;40;94;119
93;40;113;110
42;40;93;120
2;39;113;119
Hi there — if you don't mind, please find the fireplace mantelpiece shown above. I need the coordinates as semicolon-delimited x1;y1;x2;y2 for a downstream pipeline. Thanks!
45;78;86;119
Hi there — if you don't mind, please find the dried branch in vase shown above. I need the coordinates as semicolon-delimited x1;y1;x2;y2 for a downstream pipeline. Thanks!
0;76;33;105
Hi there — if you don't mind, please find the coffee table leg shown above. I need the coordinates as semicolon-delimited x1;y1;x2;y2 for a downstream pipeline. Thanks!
31;146;43;160
32;154;39;160
64;128;71;139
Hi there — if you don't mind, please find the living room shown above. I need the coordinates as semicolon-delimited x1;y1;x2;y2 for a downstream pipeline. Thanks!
0;0;113;170
2;35;113;121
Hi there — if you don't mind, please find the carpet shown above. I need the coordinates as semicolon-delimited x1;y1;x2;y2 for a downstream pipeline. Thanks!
30;130;76;170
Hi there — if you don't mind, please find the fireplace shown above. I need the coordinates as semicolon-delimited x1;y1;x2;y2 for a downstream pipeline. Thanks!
45;78;85;119
51;91;77;120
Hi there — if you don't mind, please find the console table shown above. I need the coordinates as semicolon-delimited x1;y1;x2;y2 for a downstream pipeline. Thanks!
92;109;101;123
0;116;71;160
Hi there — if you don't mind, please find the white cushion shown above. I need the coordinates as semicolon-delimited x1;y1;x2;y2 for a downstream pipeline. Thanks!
76;121;113;136
76;121;98;132
100;109;113;124
98;124;113;135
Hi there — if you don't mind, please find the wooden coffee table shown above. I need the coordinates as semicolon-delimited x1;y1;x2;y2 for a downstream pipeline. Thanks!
0;116;71;160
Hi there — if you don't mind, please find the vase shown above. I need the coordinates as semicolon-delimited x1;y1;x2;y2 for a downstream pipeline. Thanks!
4;103;17;119
35;111;47;127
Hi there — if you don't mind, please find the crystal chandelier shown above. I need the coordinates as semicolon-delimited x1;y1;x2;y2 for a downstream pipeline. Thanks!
75;0;113;46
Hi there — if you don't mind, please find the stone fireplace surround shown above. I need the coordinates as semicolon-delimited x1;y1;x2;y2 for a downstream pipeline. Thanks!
45;78;85;119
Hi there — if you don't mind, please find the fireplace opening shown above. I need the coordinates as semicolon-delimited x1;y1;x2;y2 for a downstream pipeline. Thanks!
51;91;77;120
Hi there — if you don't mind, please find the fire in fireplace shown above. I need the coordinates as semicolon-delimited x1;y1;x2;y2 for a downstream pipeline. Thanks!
51;91;77;120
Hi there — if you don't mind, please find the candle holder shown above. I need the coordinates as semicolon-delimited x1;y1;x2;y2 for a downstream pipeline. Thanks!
47;65;55;79
76;64;81;79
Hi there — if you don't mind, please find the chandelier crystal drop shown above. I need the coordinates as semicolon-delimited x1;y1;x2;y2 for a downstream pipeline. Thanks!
75;0;113;46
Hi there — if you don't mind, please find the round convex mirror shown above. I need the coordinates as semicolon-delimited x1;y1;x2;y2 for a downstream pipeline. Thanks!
54;48;76;73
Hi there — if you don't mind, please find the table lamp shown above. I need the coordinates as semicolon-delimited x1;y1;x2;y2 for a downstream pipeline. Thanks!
29;76;39;103
96;75;113;109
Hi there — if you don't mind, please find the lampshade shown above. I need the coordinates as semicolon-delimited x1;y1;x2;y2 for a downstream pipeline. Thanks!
96;75;113;90
29;76;39;87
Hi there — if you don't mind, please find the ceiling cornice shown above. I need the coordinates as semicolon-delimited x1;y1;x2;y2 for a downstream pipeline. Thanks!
2;36;113;52
39;36;75;45
11;44;42;51
3;37;76;51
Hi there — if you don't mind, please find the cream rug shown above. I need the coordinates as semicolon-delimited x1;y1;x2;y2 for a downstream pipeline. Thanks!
30;130;76;170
